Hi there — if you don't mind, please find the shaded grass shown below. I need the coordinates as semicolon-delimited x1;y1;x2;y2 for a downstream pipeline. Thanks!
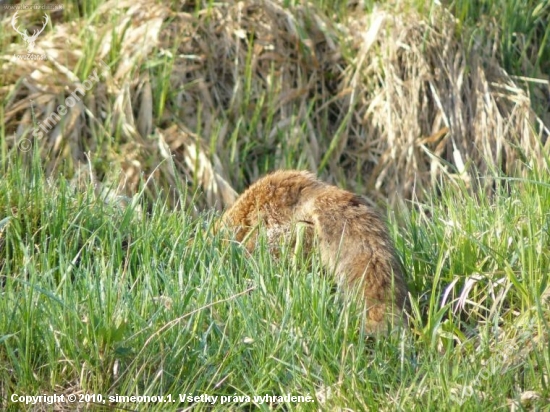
445;0;550;76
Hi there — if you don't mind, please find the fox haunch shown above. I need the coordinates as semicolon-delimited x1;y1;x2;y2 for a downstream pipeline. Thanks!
218;170;409;333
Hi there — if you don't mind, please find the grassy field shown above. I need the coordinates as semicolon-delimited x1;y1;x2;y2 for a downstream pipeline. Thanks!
1;0;550;410
1;146;549;411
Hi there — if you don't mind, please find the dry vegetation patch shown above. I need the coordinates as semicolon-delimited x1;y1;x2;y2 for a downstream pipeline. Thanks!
2;0;548;208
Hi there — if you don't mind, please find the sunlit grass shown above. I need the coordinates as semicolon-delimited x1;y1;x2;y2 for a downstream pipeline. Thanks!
1;0;549;410
1;151;549;410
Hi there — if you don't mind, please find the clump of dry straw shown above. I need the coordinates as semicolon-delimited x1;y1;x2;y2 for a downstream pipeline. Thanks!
1;0;548;209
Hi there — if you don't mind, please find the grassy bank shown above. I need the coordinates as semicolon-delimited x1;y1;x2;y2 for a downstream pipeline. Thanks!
1;0;549;410
1;154;549;410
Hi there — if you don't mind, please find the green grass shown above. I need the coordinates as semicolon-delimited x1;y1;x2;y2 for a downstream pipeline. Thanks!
1;0;549;410
1;152;549;411
445;0;550;75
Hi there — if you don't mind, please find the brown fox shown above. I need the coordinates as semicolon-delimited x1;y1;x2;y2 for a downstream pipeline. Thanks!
218;170;409;333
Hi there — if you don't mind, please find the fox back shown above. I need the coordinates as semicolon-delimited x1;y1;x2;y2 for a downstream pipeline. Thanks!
219;170;408;332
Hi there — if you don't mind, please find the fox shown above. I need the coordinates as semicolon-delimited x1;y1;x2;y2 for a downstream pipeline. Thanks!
217;170;409;333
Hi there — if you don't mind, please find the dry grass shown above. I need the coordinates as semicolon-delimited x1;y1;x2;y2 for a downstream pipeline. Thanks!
1;0;548;209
